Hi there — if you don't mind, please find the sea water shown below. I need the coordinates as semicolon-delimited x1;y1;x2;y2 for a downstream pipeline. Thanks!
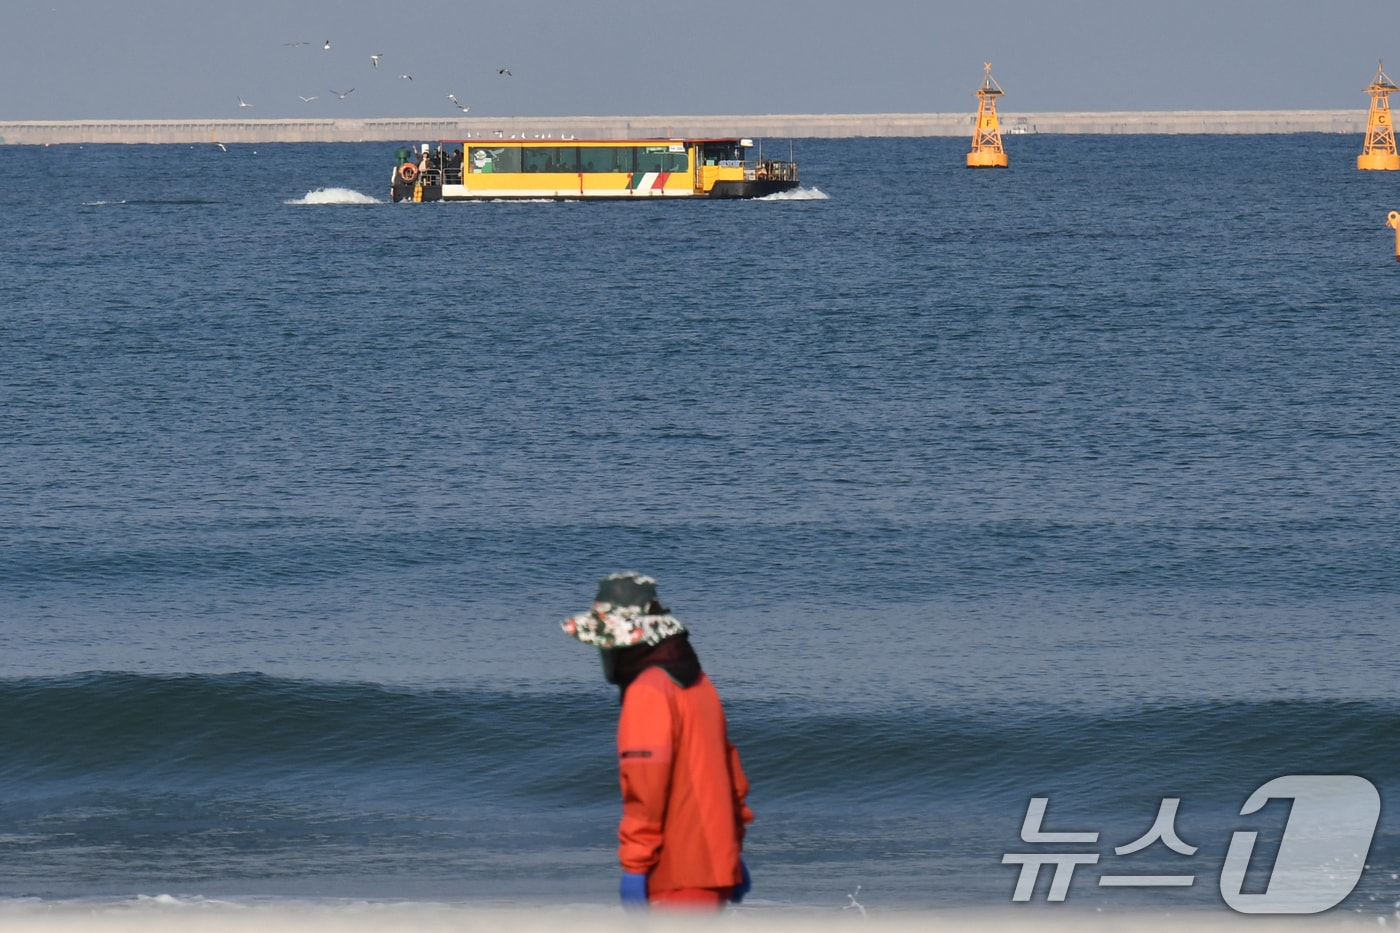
1;135;1398;926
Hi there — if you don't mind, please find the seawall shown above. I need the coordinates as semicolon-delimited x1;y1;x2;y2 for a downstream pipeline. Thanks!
0;110;1367;145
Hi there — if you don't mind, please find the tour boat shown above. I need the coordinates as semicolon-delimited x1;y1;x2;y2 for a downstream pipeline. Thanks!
390;137;798;202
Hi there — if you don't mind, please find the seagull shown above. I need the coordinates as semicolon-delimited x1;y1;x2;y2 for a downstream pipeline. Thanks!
237;96;251;108
322;39;331;50
497;67;511;76
215;142;228;152
370;53;382;67
399;73;413;80
299;95;318;103
447;93;469;112
330;88;354;99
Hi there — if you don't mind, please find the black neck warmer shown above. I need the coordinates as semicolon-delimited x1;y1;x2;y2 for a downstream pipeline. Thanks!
603;633;703;699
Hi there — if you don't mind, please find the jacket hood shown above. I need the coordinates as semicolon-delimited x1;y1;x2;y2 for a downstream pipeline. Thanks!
603;633;703;697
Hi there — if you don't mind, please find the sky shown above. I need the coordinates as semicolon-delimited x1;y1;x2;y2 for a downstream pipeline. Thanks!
1;0;1398;121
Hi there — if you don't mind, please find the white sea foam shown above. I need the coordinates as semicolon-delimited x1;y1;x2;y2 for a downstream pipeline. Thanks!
759;187;829;201
0;898;1369;933
286;188;380;205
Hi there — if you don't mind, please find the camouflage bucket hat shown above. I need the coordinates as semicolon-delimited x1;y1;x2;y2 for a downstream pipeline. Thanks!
561;572;687;648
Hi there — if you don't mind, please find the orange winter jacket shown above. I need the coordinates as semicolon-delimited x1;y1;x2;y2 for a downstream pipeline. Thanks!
616;666;753;893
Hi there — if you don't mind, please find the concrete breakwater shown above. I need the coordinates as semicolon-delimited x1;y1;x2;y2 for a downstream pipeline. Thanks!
0;110;1366;145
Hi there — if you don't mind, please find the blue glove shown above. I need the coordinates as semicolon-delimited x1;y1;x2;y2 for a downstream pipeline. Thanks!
730;859;752;904
620;871;648;909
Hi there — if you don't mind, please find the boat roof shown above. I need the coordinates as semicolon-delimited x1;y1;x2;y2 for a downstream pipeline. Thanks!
428;137;756;146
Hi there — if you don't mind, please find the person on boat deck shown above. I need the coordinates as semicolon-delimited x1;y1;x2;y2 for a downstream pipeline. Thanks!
562;572;753;911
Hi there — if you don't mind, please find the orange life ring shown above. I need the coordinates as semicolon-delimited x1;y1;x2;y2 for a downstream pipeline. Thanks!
399;162;419;183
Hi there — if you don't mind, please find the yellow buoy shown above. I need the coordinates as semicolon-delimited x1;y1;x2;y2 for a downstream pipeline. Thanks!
1358;61;1400;171
1387;211;1400;261
967;62;1009;169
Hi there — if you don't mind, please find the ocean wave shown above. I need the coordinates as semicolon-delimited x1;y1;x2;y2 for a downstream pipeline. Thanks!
2;673;1394;806
1;673;1396;909
0;673;612;805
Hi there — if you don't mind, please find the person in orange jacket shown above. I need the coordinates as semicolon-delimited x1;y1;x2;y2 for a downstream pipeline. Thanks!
563;572;753;910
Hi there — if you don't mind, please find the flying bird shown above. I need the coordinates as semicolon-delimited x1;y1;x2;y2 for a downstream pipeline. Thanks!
497;67;511;76
299;95;318;103
237;96;251;108
330;88;354;99
399;73;413;80
447;93;469;112
215;142;228;152
322;39;331;50
370;54;382;67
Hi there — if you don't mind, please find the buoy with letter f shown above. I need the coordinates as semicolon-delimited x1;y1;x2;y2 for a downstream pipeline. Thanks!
1387;211;1400;261
1358;61;1400;170
967;62;1009;168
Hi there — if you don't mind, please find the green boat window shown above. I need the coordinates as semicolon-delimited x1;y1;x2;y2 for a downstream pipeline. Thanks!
521;146;579;173
579;147;635;173
635;146;689;174
468;146;520;173
463;143;692;175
